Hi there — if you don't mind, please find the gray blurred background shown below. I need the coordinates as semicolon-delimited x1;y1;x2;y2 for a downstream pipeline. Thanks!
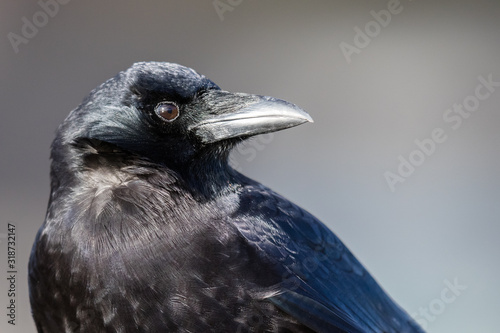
1;1;499;332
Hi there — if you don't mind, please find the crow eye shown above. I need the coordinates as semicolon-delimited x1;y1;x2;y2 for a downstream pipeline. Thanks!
155;102;179;122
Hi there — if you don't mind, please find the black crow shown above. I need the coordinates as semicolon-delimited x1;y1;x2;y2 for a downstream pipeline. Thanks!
29;62;424;333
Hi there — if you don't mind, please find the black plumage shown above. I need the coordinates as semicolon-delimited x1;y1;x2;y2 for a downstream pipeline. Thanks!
29;62;424;333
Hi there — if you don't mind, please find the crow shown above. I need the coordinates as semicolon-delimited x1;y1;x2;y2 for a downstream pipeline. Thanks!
29;62;424;333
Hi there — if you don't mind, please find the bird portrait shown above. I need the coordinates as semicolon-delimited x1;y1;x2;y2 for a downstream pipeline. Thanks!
29;62;424;332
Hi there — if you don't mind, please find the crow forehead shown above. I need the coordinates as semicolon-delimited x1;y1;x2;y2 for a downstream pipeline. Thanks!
127;62;219;100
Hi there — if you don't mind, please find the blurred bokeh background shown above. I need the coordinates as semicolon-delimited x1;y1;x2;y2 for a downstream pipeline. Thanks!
1;1;499;332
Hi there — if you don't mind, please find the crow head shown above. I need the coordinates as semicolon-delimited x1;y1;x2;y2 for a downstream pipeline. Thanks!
54;62;312;187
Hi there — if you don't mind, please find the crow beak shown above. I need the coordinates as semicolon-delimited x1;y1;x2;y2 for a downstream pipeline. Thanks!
190;90;313;144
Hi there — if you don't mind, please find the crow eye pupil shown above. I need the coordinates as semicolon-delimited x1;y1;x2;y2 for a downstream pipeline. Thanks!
155;102;179;122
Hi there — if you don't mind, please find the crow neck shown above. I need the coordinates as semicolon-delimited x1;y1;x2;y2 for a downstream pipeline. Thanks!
181;149;242;200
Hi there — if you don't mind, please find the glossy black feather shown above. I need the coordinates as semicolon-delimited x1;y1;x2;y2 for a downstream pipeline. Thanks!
29;62;424;333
